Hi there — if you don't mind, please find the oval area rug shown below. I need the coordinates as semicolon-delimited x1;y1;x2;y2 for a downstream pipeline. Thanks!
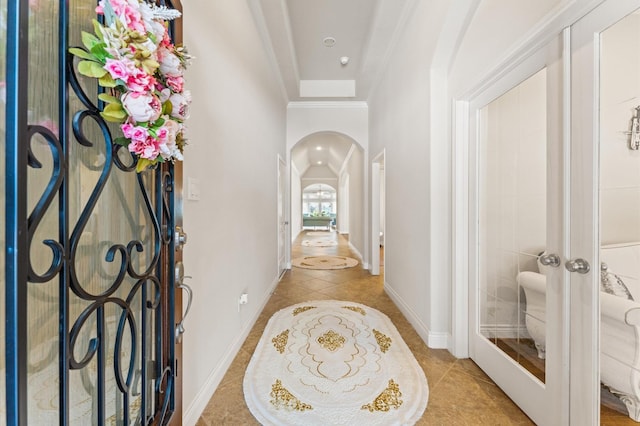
243;300;429;425
291;255;358;270
301;239;338;247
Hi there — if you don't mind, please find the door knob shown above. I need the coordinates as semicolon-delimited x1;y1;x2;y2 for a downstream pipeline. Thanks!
174;226;188;251
539;253;561;268
565;258;590;274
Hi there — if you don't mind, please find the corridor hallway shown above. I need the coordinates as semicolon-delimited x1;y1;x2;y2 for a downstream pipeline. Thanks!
196;232;533;425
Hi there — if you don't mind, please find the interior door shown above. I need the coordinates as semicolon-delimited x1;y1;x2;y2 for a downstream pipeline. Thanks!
570;1;640;423
277;156;287;276
468;33;569;425
2;0;183;424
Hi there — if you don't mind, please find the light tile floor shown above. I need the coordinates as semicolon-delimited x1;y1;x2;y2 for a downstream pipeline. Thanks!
196;231;534;425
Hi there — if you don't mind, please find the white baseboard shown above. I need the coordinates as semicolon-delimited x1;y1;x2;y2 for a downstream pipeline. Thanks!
183;275;280;426
384;281;449;350
348;242;368;269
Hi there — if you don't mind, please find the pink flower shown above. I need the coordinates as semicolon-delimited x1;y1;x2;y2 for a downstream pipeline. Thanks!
126;68;156;93
156;119;181;159
128;135;161;160
96;0;146;34
166;76;184;93
121;92;162;123
121;123;149;141
104;57;135;81
160;30;172;49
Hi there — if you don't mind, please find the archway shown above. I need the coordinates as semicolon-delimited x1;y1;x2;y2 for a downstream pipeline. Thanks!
290;131;366;263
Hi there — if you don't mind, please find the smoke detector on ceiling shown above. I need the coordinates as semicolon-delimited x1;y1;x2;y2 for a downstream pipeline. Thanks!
340;56;350;66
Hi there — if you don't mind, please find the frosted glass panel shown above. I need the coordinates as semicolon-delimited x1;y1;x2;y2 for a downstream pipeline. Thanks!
599;9;640;421
26;0;60;422
478;69;547;383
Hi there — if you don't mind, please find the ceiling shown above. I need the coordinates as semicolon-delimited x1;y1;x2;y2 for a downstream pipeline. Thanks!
248;0;413;177
291;132;354;176
248;0;414;101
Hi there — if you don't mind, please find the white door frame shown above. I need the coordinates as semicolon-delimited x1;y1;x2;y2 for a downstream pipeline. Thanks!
277;155;288;277
371;150;385;276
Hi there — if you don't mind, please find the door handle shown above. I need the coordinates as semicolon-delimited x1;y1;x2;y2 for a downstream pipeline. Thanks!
565;258;590;274
174;262;193;343
174;226;188;251
539;253;561;268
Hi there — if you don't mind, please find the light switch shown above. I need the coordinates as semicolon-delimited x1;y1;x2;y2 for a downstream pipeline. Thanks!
187;177;200;201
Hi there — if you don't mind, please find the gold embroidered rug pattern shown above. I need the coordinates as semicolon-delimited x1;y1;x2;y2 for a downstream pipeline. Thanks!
291;255;358;270
243;300;429;425
301;239;338;247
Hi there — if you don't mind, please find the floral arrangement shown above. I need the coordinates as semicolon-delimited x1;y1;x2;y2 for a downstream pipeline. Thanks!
71;0;191;172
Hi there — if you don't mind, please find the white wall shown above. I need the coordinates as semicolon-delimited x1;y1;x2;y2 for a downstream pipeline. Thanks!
181;1;287;423
368;0;450;348
600;13;640;245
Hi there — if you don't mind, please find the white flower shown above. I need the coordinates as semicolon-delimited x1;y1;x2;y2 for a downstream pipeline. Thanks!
121;92;162;123
158;47;182;77
169;91;191;120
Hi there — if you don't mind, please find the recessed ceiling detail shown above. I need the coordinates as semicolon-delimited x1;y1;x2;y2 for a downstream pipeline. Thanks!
249;0;413;101
300;80;355;98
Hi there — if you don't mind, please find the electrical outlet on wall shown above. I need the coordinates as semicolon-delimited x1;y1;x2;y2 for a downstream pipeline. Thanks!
238;292;248;312
239;293;249;305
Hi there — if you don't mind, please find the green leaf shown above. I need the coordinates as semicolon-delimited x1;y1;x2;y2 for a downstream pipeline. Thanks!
90;43;110;62
98;93;120;104
81;31;100;50
114;137;129;147
136;158;153;173
101;103;127;122
92;19;104;39
98;74;117;88
78;60;108;78
69;47;95;61
162;101;172;116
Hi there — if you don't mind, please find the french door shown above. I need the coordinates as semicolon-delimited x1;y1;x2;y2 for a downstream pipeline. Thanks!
469;0;640;424
468;32;569;425
2;0;185;424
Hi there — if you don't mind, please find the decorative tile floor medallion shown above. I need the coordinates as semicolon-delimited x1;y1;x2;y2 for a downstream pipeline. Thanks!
243;300;429;425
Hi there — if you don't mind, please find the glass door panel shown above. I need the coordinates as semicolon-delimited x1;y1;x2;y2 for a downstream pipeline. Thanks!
469;33;567;425
598;7;640;423
479;69;548;383
26;0;60;422
3;0;179;423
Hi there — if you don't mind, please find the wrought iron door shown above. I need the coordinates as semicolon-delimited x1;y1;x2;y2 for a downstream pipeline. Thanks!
3;0;182;424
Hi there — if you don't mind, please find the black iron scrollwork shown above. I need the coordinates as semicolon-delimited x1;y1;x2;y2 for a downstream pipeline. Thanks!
62;36;173;424
26;124;66;283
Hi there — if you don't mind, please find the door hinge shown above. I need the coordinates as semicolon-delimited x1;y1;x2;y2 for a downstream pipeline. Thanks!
175;358;179;378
